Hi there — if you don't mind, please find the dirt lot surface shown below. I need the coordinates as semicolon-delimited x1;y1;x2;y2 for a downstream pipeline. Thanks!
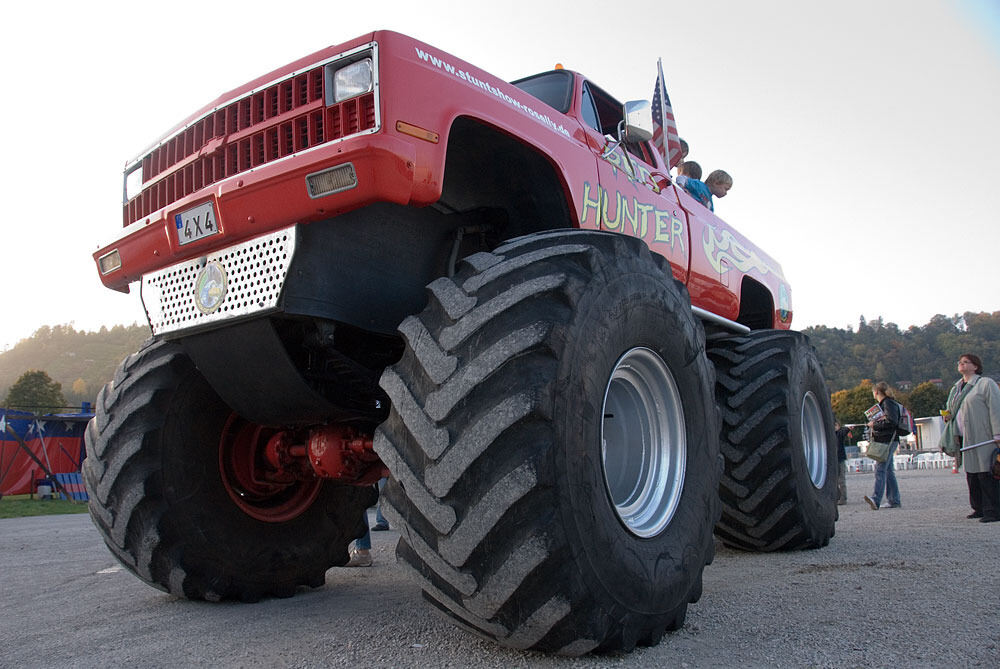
1;467;997;667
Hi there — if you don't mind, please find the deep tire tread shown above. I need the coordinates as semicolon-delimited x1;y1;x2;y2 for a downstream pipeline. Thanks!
84;339;373;601
376;230;717;654
708;330;837;551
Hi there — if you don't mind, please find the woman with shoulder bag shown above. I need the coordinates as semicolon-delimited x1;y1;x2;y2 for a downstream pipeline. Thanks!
941;354;1000;523
864;382;902;510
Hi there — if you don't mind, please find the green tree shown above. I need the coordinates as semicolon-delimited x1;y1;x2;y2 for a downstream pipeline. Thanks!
874;361;888;382
905;381;948;419
805;311;1000;393
0;322;151;407
831;379;874;425
3;370;67;410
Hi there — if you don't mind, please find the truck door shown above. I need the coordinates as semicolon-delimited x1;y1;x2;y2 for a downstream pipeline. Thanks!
576;81;689;283
673;186;740;320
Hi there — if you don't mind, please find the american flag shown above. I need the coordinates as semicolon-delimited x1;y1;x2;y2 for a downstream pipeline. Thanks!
651;58;682;170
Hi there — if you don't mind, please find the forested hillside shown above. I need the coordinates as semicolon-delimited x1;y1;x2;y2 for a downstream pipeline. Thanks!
0;324;150;409
1;311;996;413
805;311;1000;392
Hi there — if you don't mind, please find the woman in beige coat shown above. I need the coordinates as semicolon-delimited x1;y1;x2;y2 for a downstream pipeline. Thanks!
942;353;1000;523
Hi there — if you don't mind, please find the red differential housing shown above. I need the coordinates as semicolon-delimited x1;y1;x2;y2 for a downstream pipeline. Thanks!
304;424;386;485
219;414;386;522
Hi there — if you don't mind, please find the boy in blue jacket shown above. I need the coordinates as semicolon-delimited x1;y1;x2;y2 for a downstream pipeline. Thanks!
675;160;713;209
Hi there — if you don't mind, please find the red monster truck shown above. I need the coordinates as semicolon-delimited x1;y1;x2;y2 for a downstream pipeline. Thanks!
85;30;837;654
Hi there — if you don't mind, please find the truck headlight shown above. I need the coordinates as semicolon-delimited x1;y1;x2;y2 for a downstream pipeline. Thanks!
331;58;373;103
124;164;144;202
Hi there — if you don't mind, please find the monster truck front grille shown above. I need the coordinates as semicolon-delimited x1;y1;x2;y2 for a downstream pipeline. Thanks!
123;52;378;227
141;226;298;336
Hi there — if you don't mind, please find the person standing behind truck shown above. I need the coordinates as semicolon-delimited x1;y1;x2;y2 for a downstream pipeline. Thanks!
940;354;1000;523
674;138;689;175
835;422;852;505
864;382;902;510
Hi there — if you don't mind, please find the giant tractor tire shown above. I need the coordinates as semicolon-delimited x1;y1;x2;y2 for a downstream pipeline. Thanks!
707;330;838;551
82;339;375;601
373;230;721;655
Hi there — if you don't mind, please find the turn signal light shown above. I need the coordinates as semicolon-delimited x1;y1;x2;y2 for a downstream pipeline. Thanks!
396;120;439;144
98;249;122;275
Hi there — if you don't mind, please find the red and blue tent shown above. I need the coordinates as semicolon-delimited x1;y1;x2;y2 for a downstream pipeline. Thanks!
0;408;92;498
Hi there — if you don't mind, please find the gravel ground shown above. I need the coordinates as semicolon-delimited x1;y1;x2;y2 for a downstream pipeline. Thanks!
1;467;997;668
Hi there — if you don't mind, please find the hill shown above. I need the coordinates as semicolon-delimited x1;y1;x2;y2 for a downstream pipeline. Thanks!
0;324;151;410
1;311;996;412
804;311;1000;392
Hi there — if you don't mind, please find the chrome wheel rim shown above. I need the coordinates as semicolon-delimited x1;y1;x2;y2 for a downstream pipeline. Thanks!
600;347;686;538
801;391;828;488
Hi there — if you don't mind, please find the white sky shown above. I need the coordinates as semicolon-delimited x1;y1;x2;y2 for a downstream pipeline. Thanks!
1;0;998;351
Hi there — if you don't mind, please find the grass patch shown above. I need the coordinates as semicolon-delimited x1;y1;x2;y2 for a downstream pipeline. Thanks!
0;494;90;519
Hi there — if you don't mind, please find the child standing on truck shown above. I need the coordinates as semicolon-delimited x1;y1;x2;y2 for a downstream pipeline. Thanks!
676;161;712;209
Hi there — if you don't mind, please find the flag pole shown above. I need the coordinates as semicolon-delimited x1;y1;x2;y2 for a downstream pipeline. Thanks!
652;57;679;173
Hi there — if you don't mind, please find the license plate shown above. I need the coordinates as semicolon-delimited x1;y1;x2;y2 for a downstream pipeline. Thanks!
174;201;220;246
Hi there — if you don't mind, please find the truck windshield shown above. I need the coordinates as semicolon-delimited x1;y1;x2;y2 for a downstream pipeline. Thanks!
511;70;574;114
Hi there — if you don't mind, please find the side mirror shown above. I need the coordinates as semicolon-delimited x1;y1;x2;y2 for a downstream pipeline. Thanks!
622;100;653;143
